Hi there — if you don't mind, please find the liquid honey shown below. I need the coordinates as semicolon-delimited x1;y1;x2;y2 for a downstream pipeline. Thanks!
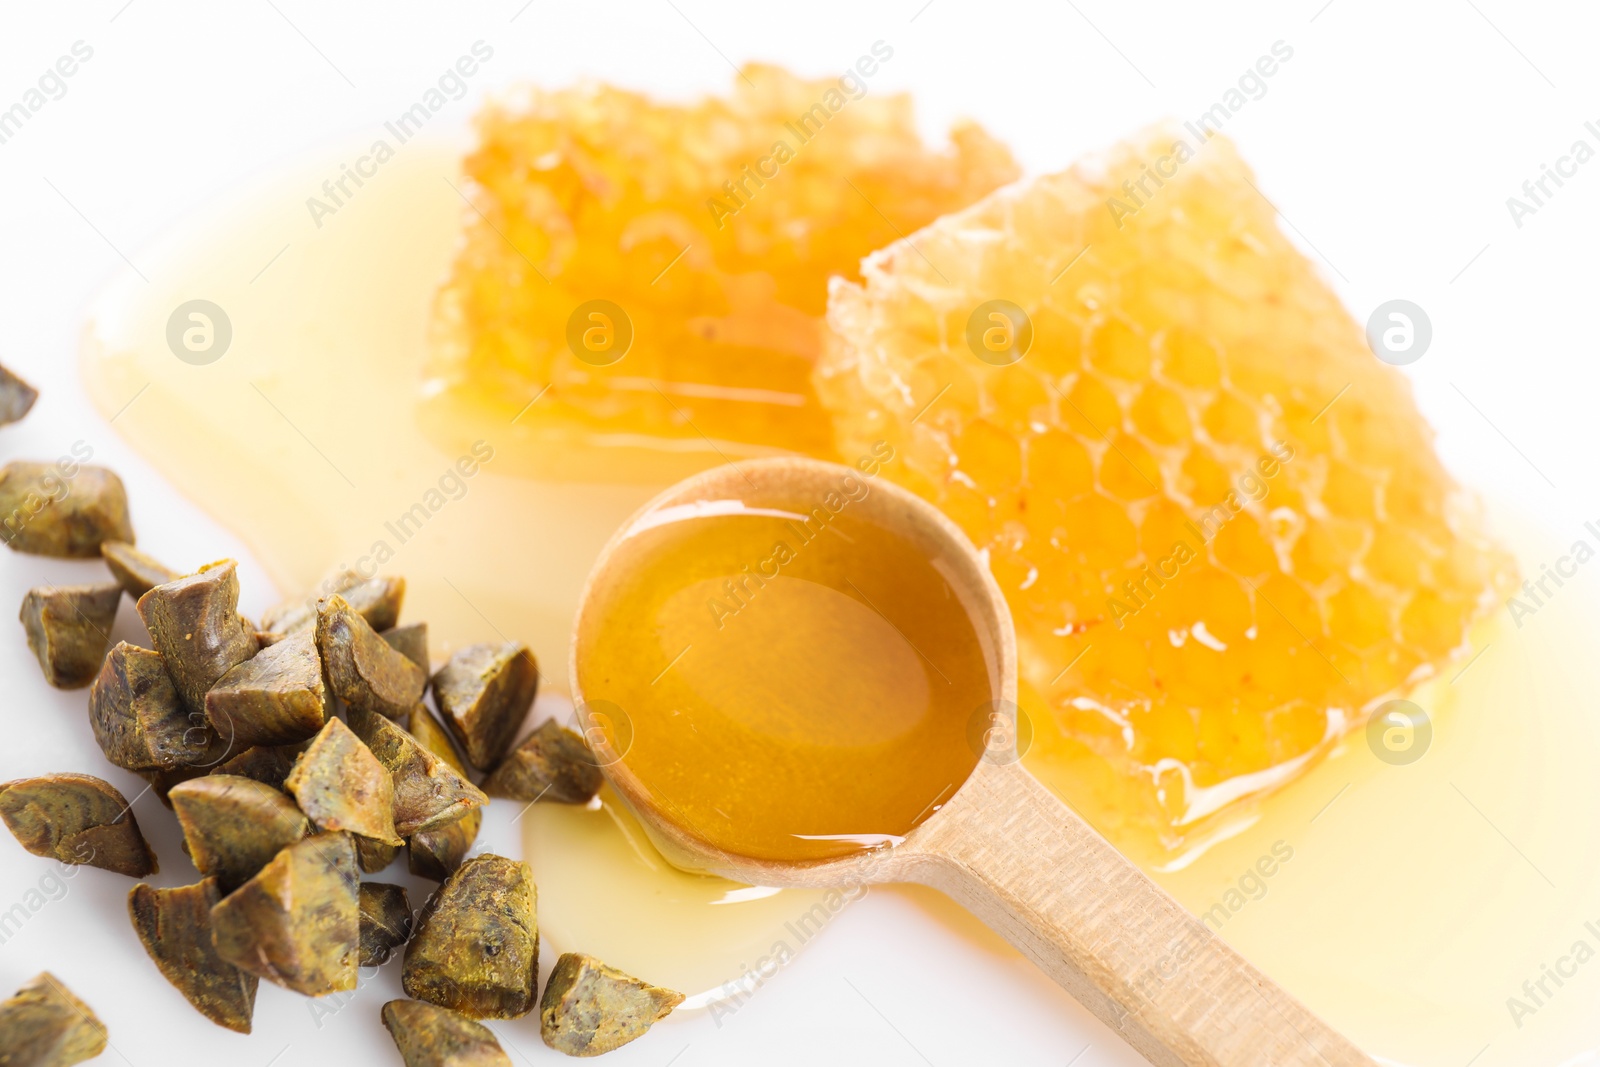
78;140;1600;1065
574;485;996;864
525;780;837;1008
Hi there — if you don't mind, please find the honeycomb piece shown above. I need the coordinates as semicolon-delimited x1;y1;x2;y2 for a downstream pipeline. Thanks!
426;63;1017;479
818;124;1514;851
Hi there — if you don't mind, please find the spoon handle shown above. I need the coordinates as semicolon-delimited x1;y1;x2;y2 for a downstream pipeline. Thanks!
897;760;1373;1067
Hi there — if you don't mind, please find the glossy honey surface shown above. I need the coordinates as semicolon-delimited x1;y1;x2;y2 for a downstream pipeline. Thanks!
575;483;997;864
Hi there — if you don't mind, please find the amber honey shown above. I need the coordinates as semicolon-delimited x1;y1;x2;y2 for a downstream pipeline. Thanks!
574;469;998;864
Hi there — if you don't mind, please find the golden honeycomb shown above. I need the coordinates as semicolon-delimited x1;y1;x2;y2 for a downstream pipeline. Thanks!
426;63;1018;477
818;124;1515;850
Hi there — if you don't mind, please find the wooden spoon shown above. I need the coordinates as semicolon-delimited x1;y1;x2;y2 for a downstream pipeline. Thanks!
571;456;1373;1067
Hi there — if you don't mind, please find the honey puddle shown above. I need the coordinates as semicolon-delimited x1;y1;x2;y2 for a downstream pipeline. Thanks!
526;780;835;1009
81;142;1600;1064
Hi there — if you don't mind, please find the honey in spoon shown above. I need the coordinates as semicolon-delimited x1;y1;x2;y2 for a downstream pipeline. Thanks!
574;457;999;864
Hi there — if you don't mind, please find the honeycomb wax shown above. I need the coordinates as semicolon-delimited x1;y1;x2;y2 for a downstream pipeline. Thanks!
426;62;1018;481
817;123;1515;851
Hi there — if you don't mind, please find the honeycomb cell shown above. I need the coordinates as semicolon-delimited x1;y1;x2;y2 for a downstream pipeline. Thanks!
818;123;1515;851
1180;447;1234;505
1264;701;1328;764
1323;458;1381;521
1059;494;1139;571
988;368;1051;434
1098;431;1162;501
1138;498;1196;560
1400;587;1471;658
1154;327;1222;389
1385;535;1440;592
1181;566;1255;644
1211;519;1274;580
940;478;995;543
1253;572;1323;643
1085;316;1152;381
956;420;1023;492
1301;514;1376;587
1026;431;1095;500
1060;372;1122;437
1028;306;1085;376
1201;389;1262;446
1243;629;1310;701
1326;582;1394;651
1129;382;1192;446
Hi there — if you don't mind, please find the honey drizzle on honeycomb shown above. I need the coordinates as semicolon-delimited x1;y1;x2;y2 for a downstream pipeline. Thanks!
428;64;1018;459
819;125;1515;845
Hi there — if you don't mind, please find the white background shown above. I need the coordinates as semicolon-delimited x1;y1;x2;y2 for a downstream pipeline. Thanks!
0;2;1595;1065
